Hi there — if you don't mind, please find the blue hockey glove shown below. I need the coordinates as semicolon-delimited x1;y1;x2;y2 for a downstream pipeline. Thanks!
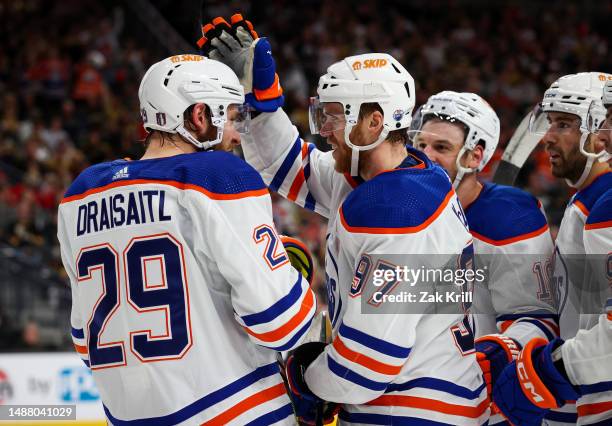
493;338;580;426
285;342;339;425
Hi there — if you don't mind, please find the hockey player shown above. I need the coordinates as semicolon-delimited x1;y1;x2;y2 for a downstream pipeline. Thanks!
58;56;317;425
491;73;612;425
410;92;558;421
200;15;488;425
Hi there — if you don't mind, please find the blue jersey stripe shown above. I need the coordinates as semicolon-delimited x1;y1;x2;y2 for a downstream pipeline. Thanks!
338;410;457;425
327;356;388;391
339;323;411;359
304;192;316;211
268;312;315;351
588;417;612;426
241;275;303;327
579;380;612;394
103;363;280;425
244;403;293;426
496;312;559;321
82;359;90;368
544;411;577;423
303;144;315;181
269;137;301;192
385;377;486;400
71;327;84;339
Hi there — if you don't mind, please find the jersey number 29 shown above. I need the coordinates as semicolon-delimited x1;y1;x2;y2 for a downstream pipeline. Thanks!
76;233;192;369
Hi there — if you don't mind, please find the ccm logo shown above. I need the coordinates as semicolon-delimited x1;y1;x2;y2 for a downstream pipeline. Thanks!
517;361;544;403
352;59;388;70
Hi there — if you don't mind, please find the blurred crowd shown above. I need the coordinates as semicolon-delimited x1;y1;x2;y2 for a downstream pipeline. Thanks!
0;0;610;346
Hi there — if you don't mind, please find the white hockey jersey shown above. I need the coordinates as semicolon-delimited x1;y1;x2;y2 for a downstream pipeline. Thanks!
467;183;558;347
58;151;316;425
242;110;489;425
546;172;612;426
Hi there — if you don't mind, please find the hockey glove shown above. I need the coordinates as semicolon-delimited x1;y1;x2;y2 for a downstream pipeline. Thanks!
475;334;521;398
286;342;339;425
198;13;284;112
281;235;314;285
493;338;580;426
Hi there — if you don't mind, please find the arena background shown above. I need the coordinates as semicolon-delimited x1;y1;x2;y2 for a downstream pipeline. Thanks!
0;0;610;422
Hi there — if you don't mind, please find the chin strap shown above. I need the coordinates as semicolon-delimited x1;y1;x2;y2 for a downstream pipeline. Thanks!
344;124;390;177
175;122;224;151
567;133;595;188
452;145;478;189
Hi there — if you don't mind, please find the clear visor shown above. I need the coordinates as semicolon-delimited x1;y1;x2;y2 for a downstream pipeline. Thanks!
309;98;346;136
528;103;585;136
225;103;251;134
407;104;466;145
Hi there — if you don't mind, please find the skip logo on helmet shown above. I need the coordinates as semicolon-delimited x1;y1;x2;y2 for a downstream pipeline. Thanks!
352;58;388;70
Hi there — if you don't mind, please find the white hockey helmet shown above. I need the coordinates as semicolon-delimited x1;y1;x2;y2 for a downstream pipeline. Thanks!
603;79;612;108
308;53;416;176
530;72;611;186
410;91;500;187
597;79;612;163
138;54;247;150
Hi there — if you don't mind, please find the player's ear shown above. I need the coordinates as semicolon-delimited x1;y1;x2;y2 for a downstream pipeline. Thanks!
468;144;485;169
366;110;384;141
190;103;210;133
369;110;383;131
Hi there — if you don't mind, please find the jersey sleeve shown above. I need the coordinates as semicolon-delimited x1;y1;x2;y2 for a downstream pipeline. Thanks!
564;193;612;385
57;210;90;368
190;187;317;352
240;109;338;218
304;230;416;404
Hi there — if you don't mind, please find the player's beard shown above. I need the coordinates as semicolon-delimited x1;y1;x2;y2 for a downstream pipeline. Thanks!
328;128;372;175
548;142;587;182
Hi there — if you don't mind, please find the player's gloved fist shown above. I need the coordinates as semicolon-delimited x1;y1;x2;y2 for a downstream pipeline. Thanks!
198;13;284;112
493;338;580;426
475;334;521;398
281;235;314;284
286;342;339;425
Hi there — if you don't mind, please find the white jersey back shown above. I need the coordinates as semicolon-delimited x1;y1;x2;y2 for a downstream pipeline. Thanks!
242;110;488;425
466;183;557;346
58;152;316;425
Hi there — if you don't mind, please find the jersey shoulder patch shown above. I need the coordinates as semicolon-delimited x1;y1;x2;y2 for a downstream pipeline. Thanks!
585;187;612;229
63;152;266;201
465;183;548;244
340;164;453;233
573;171;612;216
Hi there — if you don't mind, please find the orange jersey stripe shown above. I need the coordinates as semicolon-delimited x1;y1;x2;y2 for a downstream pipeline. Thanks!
74;343;88;355
343;173;360;189
244;289;314;343
585;220;612;230
577;400;612;416
61;179;269;204
333;337;403;376
287;144;309;201
202;382;286;425
340;189;454;234
367;394;489;418
471;224;549;246
574;200;589;216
